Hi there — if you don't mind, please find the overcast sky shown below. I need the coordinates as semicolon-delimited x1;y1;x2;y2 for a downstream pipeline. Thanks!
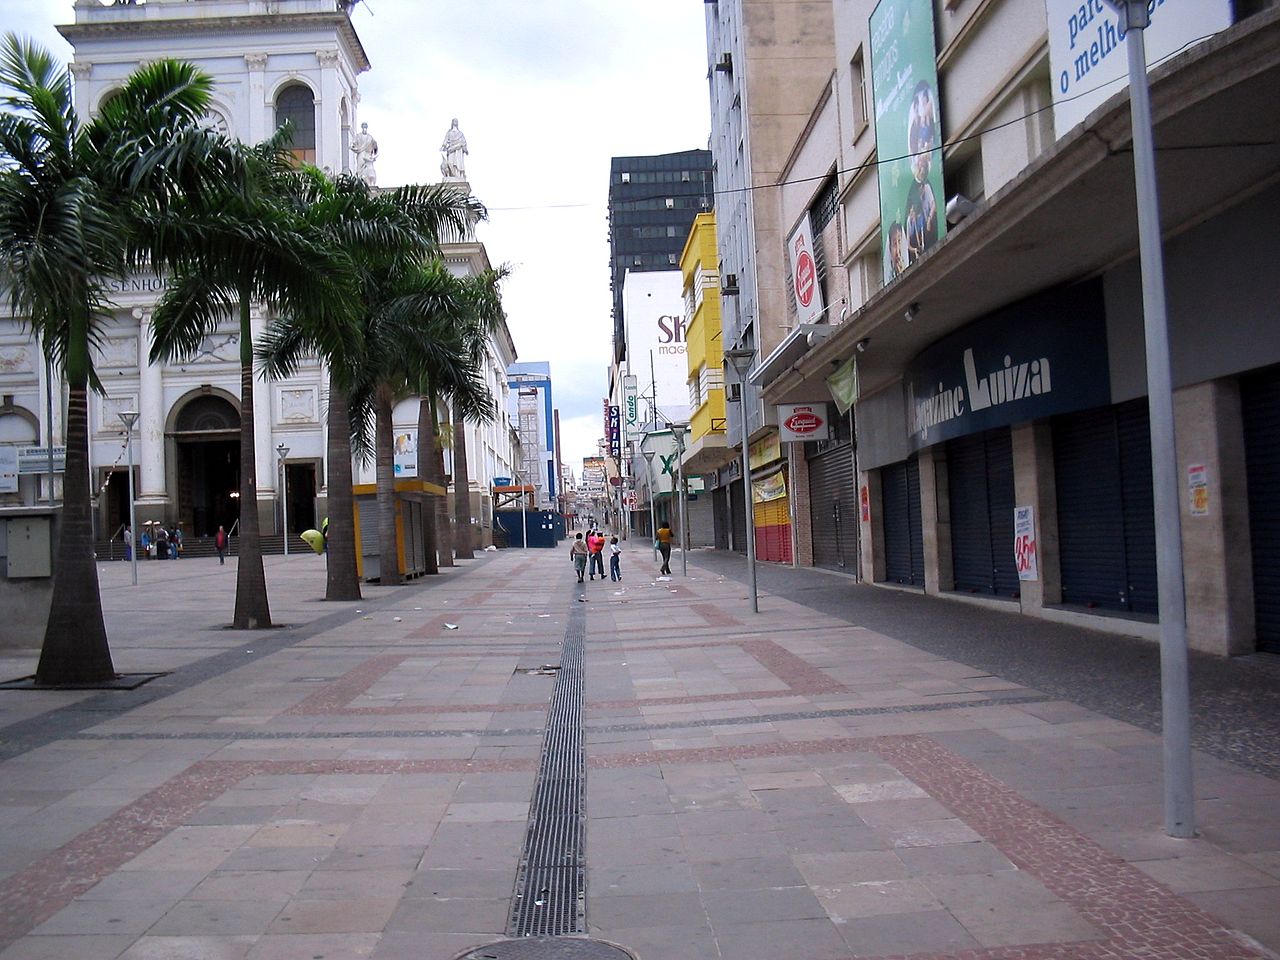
6;0;712;474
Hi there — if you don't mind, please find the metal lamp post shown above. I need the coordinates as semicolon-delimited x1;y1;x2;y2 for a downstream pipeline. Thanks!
642;448;657;548
668;422;688;577
119;411;139;586
1102;0;1193;838
276;443;290;557
724;348;759;614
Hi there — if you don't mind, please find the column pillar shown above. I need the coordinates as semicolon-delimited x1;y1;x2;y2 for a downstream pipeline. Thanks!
250;309;276;529
1013;420;1062;612
861;469;885;582
245;53;268;146
316;50;341;172
135;308;166;502
1174;380;1253;655
919;445;951;594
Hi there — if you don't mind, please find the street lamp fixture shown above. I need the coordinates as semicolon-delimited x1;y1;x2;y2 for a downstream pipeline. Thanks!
1102;0;1192;840
118;411;139;587
724;347;759;614
276;443;291;557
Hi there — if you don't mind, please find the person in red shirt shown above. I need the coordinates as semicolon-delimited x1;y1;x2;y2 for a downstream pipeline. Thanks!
587;530;606;581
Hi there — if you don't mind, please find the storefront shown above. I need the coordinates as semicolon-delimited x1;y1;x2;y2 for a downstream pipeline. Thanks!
749;432;792;563
1241;366;1280;653
806;412;857;572
945;427;1017;597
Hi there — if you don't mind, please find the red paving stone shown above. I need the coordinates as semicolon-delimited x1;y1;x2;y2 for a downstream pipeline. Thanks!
690;602;743;627
0;736;1265;958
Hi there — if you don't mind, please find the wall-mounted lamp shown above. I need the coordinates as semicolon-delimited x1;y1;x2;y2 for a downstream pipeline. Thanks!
856;338;871;353
904;302;920;323
945;194;977;225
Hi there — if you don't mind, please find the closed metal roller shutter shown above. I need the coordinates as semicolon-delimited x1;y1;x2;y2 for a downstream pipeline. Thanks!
808;445;856;570
1242;367;1280;653
1053;400;1156;614
712;486;730;551
882;456;924;586
754;496;793;564
730;478;748;553
947;428;1018;597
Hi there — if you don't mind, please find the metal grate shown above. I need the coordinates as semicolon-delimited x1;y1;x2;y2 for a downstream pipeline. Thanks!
508;601;587;937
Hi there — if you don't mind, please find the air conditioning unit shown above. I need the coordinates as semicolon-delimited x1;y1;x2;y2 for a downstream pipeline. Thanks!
714;53;733;73
726;383;742;402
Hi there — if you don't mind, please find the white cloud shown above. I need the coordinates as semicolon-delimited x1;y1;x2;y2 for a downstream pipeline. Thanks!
6;0;712;470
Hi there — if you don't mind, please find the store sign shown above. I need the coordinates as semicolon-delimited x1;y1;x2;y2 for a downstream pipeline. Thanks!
787;214;825;324
608;404;621;460
623;375;640;438
1014;505;1039;582
752;470;787;504
778;403;830;442
1187;463;1209;516
870;0;946;284
17;445;66;475
1045;0;1230;138
748;433;782;471
0;446;17;493
903;281;1110;449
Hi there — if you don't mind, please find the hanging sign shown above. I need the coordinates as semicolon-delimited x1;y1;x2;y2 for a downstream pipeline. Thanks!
777;403;831;443
787;214;825;324
1014;505;1039;582
623;375;640;439
748;433;782;471
752;470;787;504
827;356;859;415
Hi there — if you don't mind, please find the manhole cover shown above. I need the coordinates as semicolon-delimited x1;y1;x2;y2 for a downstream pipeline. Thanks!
452;938;636;960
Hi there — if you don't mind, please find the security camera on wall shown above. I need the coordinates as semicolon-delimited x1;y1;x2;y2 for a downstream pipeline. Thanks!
945;194;976;226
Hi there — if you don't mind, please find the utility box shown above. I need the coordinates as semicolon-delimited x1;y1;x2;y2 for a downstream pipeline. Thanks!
352;479;444;582
0;506;60;650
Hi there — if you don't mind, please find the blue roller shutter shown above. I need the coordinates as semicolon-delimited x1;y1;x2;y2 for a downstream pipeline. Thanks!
882;456;924;586
1241;367;1280;653
947;428;1019;597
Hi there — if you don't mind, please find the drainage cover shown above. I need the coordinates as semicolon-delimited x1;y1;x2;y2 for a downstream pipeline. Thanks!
453;939;635;960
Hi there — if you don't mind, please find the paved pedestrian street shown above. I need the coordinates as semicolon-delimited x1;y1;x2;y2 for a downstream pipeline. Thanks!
0;548;1277;960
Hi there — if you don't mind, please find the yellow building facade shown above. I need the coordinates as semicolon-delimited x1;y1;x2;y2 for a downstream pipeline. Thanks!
679;213;729;471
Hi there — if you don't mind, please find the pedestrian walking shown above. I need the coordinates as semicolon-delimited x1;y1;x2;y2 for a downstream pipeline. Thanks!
569;533;588;583
609;535;622;581
155;525;169;561
171;524;183;559
141;528;152;559
215;524;228;565
656;521;673;575
587;529;606;580
123;526;132;562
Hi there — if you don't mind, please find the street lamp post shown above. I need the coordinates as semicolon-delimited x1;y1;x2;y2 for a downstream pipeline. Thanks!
724;348;759;614
642;448;657;554
668;422;688;577
276;443;290;557
119;411;139;587
1103;0;1193;839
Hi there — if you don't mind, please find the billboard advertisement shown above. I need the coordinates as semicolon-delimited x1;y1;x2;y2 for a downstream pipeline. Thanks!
869;0;946;285
787;214;825;325
622;271;692;427
1045;0;1231;138
393;431;416;477
623;375;640;439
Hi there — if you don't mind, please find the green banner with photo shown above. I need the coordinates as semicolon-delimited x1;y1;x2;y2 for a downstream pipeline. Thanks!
869;0;946;285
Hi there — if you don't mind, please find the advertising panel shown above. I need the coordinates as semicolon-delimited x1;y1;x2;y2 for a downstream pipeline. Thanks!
748;433;783;471
0;446;17;493
623;375;640;439
608;404;621;460
16;445;66;474
1014;505;1039;582
903;280;1110;450
869;0;946;285
1045;0;1231;138
752;470;788;504
1187;463;1210;516
622;271;693;426
778;403;831;443
787;214;826;325
393;431;416;477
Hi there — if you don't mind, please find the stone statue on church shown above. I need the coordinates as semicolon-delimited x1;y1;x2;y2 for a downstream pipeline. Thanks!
440;118;467;181
351;122;378;186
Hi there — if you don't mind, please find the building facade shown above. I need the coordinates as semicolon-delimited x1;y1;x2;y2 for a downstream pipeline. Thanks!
716;0;1280;656
506;362;558;510
608;150;713;365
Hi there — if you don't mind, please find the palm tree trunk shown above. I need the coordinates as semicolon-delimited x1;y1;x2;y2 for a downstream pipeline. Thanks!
431;394;454;567
452;413;474;559
417;395;439;575
233;294;272;629
374;387;401;585
35;333;116;684
325;375;361;600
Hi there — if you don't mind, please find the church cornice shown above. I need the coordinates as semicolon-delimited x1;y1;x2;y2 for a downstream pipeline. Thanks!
58;13;372;74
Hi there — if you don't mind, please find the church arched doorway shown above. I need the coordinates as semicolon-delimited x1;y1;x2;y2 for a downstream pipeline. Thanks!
172;395;240;537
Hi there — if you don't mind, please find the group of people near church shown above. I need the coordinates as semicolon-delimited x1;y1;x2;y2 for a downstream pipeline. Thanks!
124;523;183;561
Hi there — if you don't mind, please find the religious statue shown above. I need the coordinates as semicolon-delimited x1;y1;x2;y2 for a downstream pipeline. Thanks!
440;118;468;181
351;122;378;186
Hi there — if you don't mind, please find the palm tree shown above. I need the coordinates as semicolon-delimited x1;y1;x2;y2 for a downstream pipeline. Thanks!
257;169;478;599
148;132;356;629
0;36;227;684
449;268;509;559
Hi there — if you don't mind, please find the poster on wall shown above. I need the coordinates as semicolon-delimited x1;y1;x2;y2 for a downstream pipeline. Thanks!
752;470;788;504
1187;463;1210;516
1014;505;1039;582
869;0;946;286
393;431;417;477
1044;0;1231;138
0;446;17;493
787;214;826;325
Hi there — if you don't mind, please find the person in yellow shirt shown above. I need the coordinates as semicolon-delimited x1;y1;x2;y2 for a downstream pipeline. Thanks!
655;521;673;575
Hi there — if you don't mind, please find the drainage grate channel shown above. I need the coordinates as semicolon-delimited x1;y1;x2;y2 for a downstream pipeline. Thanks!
508;600;587;937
